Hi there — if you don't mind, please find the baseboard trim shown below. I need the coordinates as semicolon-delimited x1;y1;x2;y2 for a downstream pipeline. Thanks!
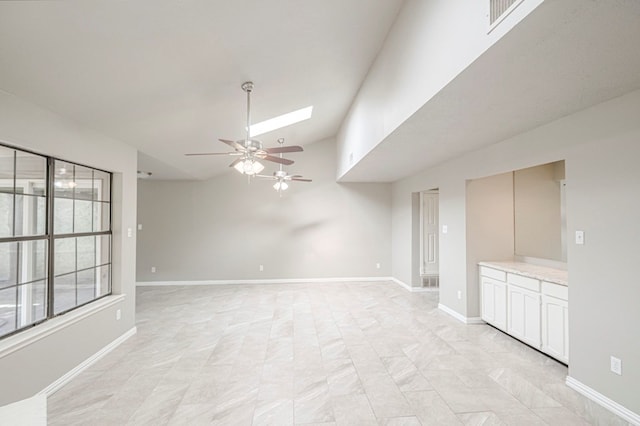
137;277;393;286
438;303;484;325
38;326;137;397
565;376;640;425
390;278;439;293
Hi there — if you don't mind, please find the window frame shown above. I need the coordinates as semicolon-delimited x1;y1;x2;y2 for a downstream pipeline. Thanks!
0;143;113;340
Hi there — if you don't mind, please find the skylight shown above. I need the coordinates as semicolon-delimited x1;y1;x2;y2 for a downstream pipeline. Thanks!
249;106;313;137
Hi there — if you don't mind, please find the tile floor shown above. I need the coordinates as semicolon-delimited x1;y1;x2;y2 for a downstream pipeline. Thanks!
47;282;630;425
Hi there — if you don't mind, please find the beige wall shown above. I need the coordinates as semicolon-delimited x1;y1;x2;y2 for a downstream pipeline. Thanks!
0;90;138;405
391;89;640;414
465;172;515;315
514;162;564;261
136;137;392;282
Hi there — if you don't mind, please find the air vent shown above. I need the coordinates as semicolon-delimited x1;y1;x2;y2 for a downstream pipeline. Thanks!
489;0;522;26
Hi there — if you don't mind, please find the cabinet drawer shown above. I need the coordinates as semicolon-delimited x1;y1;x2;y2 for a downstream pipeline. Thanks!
542;281;568;300
507;273;540;292
480;266;506;281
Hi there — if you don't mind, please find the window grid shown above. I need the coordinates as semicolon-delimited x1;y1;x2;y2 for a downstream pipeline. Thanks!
0;144;112;339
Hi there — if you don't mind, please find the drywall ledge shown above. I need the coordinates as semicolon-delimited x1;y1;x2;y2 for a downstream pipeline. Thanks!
0;294;126;359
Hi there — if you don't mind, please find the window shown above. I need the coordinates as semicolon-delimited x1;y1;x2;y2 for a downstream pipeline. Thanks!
0;144;112;339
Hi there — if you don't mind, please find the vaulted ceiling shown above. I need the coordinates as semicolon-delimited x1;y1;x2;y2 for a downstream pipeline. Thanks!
1;1;640;183
0;0;404;180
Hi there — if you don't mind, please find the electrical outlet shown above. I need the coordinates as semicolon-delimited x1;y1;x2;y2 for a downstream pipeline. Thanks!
575;230;585;245
442;225;448;234
259;264;264;272
116;309;121;321
137;224;143;231
151;266;156;273
457;290;462;300
127;227;132;238
610;356;622;375
376;263;381;269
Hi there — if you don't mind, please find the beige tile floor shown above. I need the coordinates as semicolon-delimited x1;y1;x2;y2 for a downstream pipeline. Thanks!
47;282;630;425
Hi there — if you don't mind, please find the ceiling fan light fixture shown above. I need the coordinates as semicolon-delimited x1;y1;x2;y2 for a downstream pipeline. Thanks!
249;106;313;137
234;158;264;175
273;181;289;191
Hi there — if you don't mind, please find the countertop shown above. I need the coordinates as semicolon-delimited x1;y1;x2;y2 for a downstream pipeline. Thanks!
478;261;568;286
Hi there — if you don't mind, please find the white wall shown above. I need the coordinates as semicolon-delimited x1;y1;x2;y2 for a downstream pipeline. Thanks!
336;0;543;179
137;137;391;282
391;89;640;415
0;90;137;405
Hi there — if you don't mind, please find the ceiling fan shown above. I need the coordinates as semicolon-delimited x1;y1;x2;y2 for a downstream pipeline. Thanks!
185;82;304;175
257;138;312;193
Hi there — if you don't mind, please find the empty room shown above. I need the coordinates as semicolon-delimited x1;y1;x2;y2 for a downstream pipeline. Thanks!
0;1;639;425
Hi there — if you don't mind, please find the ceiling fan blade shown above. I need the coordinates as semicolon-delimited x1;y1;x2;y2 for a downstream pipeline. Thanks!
265;145;304;154
185;152;237;156
291;177;312;182
254;174;277;180
219;138;245;151
228;158;243;168
261;154;294;166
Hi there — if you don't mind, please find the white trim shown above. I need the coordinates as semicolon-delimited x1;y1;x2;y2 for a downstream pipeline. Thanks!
137;277;393;286
438;303;484;325
38;326;137;397
391;278;412;292
487;0;526;33
0;294;126;359
390;278;439;293
565;376;640;426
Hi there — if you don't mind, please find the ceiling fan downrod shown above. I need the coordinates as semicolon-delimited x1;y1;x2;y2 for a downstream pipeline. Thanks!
241;81;253;148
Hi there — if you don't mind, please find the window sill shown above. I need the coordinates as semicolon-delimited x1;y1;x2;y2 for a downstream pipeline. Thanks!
0;294;125;359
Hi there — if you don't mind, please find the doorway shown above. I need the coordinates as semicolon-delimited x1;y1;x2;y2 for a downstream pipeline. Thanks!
420;189;439;289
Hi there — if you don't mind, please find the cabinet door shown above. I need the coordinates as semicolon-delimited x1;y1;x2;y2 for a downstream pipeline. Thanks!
481;278;496;324
541;295;569;363
481;277;507;331
494;281;507;331
507;285;541;348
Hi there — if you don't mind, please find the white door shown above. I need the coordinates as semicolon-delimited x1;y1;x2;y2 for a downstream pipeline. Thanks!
421;190;439;276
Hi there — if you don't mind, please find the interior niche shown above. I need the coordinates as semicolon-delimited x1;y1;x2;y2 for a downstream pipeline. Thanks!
514;161;566;262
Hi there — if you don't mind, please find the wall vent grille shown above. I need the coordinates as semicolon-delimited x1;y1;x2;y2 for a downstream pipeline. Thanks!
490;0;520;25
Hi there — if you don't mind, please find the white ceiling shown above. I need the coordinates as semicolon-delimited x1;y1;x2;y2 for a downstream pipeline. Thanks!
0;0;404;180
342;0;640;181
2;1;639;184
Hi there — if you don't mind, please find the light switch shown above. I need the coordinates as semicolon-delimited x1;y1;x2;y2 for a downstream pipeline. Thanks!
137;224;143;231
442;225;448;234
575;230;585;245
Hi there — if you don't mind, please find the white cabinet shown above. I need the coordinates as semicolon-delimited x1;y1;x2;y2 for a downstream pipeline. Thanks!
541;282;569;363
479;263;569;364
481;276;507;331
507;284;541;348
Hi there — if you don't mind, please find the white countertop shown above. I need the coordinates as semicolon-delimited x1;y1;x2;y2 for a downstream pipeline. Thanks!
478;261;568;286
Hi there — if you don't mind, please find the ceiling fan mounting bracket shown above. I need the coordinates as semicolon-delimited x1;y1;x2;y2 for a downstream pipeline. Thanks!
241;81;254;92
